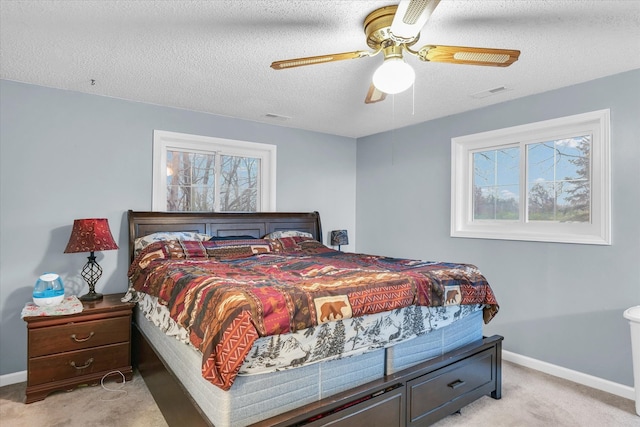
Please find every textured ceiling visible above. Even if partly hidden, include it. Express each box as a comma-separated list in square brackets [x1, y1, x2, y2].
[1, 0, 639, 138]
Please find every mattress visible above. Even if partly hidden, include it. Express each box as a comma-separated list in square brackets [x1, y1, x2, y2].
[135, 302, 484, 426]
[134, 292, 484, 375]
[128, 238, 499, 391]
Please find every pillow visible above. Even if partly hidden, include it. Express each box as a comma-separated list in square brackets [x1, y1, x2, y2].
[134, 231, 209, 255]
[129, 240, 209, 273]
[165, 240, 208, 259]
[206, 239, 272, 255]
[205, 245, 257, 260]
[263, 230, 313, 239]
[267, 236, 317, 252]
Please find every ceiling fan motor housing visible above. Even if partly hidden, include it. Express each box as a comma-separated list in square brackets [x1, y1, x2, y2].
[364, 6, 419, 50]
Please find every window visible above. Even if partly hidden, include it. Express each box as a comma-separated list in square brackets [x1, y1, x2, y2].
[451, 110, 610, 245]
[153, 130, 276, 212]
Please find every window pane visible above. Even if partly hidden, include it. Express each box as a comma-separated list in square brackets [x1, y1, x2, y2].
[527, 142, 555, 182]
[560, 181, 591, 222]
[219, 155, 259, 212]
[473, 147, 519, 220]
[527, 136, 590, 222]
[191, 184, 215, 211]
[527, 181, 555, 220]
[166, 150, 216, 211]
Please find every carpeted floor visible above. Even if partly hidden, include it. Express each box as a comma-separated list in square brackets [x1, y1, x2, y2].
[433, 362, 638, 427]
[0, 370, 167, 427]
[0, 362, 637, 426]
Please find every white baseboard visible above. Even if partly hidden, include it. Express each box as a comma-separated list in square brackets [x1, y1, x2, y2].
[503, 350, 636, 401]
[0, 370, 27, 388]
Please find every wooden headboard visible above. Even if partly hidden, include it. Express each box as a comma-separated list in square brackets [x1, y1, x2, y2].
[127, 210, 322, 262]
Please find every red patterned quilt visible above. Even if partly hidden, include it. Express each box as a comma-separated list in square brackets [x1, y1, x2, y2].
[128, 237, 499, 390]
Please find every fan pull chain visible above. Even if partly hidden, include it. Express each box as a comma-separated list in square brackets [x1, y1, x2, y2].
[391, 94, 396, 165]
[412, 83, 415, 115]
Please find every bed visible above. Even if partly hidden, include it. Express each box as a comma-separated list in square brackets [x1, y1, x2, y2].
[126, 210, 503, 427]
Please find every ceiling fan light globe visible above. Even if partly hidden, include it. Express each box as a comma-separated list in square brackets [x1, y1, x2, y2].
[372, 58, 415, 94]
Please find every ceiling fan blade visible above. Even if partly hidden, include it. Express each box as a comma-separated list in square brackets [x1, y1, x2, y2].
[365, 84, 387, 104]
[417, 45, 520, 67]
[390, 0, 441, 43]
[271, 50, 371, 70]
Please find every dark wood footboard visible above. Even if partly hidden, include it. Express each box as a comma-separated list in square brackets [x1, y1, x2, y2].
[255, 335, 503, 427]
[133, 322, 502, 427]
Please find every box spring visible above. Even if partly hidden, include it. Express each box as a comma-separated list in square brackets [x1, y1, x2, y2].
[386, 309, 483, 375]
[135, 305, 484, 426]
[136, 307, 384, 427]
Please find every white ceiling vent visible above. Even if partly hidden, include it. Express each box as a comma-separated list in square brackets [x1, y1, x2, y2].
[469, 86, 511, 99]
[264, 113, 291, 121]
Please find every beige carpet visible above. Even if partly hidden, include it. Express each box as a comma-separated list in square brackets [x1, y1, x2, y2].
[0, 370, 168, 427]
[432, 362, 638, 427]
[0, 362, 637, 426]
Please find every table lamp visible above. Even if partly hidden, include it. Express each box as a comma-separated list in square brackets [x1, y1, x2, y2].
[64, 218, 118, 301]
[330, 230, 349, 251]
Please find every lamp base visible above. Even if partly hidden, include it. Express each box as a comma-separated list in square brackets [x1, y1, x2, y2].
[79, 253, 104, 302]
[79, 291, 103, 302]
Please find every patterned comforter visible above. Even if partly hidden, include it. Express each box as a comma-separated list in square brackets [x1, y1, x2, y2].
[128, 237, 499, 390]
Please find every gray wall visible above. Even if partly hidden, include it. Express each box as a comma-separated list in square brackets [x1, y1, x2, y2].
[356, 69, 640, 386]
[2, 70, 638, 387]
[0, 80, 357, 375]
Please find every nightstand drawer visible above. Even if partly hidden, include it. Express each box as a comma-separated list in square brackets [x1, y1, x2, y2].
[407, 348, 494, 425]
[29, 316, 130, 357]
[28, 342, 130, 386]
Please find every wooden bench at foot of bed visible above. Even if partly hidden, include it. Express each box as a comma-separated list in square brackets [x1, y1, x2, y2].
[254, 335, 502, 427]
[133, 324, 502, 427]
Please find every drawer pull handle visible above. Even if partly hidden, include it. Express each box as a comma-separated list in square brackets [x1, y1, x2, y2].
[70, 332, 94, 343]
[447, 379, 466, 389]
[69, 358, 94, 370]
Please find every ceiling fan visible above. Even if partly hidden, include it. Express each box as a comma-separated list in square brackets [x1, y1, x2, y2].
[271, 0, 520, 104]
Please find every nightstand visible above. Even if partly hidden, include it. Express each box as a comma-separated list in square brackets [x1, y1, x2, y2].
[23, 293, 135, 403]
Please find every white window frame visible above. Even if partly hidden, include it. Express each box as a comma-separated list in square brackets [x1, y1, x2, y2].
[152, 130, 276, 212]
[451, 109, 610, 245]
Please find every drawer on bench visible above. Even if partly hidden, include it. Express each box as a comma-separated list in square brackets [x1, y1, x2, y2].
[306, 385, 405, 427]
[407, 348, 496, 426]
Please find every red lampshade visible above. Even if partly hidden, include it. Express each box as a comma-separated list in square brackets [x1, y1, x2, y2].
[64, 218, 118, 253]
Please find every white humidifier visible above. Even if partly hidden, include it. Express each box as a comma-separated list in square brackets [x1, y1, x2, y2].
[33, 273, 65, 306]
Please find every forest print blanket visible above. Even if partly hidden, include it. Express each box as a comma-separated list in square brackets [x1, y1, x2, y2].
[128, 237, 499, 390]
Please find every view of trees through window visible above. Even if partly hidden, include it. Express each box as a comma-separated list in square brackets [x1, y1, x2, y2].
[473, 135, 591, 222]
[166, 150, 259, 212]
[473, 147, 520, 220]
